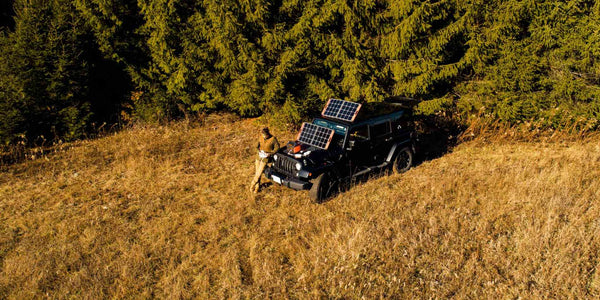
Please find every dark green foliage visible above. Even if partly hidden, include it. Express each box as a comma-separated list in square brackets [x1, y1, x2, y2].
[74, 0, 149, 119]
[0, 0, 131, 145]
[1, 0, 599, 145]
[0, 0, 95, 144]
[129, 0, 480, 121]
[456, 1, 600, 129]
[0, 0, 15, 30]
[131, 0, 598, 129]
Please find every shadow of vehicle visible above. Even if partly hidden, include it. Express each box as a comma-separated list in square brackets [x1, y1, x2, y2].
[412, 113, 466, 166]
[258, 182, 273, 192]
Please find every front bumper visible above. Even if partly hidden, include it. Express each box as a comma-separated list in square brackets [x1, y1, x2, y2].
[264, 168, 312, 191]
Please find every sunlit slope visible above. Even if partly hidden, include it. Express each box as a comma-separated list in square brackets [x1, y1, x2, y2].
[1, 116, 599, 298]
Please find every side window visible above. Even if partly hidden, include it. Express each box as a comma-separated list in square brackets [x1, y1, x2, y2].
[371, 122, 391, 138]
[349, 125, 369, 141]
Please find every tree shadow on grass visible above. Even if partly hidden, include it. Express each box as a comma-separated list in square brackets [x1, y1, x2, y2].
[412, 114, 466, 167]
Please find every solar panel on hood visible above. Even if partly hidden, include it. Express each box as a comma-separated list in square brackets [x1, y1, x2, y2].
[296, 123, 335, 150]
[321, 98, 362, 122]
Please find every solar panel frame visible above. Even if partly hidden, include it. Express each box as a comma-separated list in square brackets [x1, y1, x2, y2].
[296, 123, 335, 150]
[321, 98, 362, 122]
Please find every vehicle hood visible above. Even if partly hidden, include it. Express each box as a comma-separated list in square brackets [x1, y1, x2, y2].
[278, 143, 340, 167]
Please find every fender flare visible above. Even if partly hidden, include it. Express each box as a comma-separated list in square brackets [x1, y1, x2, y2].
[386, 139, 414, 163]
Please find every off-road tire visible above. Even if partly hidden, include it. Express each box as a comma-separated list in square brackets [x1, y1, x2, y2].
[392, 147, 414, 174]
[309, 173, 331, 203]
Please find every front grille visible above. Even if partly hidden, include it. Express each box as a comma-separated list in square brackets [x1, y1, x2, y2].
[274, 155, 297, 176]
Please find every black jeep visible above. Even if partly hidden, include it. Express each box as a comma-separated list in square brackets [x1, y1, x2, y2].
[264, 99, 416, 202]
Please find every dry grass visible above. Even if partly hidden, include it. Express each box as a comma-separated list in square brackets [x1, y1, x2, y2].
[1, 115, 600, 298]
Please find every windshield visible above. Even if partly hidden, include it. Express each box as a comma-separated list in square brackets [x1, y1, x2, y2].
[313, 118, 347, 135]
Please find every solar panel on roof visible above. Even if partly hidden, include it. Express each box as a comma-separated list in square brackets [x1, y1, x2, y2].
[321, 98, 362, 122]
[296, 123, 335, 150]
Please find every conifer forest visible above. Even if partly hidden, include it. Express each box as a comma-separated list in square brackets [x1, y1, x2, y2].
[1, 0, 599, 144]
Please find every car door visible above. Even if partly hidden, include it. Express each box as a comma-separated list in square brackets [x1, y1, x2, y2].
[346, 124, 372, 170]
[369, 121, 393, 163]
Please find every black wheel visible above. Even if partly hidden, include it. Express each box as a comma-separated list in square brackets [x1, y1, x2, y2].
[309, 173, 334, 203]
[392, 147, 413, 174]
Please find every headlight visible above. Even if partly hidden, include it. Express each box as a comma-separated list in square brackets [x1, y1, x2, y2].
[295, 162, 302, 171]
[273, 154, 278, 161]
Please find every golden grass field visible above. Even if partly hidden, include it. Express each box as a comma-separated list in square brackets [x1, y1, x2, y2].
[1, 115, 600, 298]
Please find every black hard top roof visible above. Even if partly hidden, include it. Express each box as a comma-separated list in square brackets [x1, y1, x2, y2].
[319, 101, 415, 126]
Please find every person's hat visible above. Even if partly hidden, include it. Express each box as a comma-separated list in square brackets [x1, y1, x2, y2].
[261, 127, 270, 135]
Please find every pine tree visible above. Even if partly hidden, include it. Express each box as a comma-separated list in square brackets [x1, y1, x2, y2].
[0, 0, 99, 143]
[2, 0, 599, 141]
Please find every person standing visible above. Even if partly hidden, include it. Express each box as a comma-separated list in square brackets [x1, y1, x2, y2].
[250, 127, 279, 193]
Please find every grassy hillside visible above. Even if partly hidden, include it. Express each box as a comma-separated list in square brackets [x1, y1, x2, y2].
[1, 115, 600, 298]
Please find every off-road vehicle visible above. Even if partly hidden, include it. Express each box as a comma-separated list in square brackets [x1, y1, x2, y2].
[264, 99, 416, 202]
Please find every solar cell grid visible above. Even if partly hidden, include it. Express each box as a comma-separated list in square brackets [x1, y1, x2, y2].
[321, 99, 361, 122]
[297, 123, 334, 150]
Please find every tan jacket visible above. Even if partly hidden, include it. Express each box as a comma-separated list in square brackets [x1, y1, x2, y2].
[257, 135, 280, 155]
